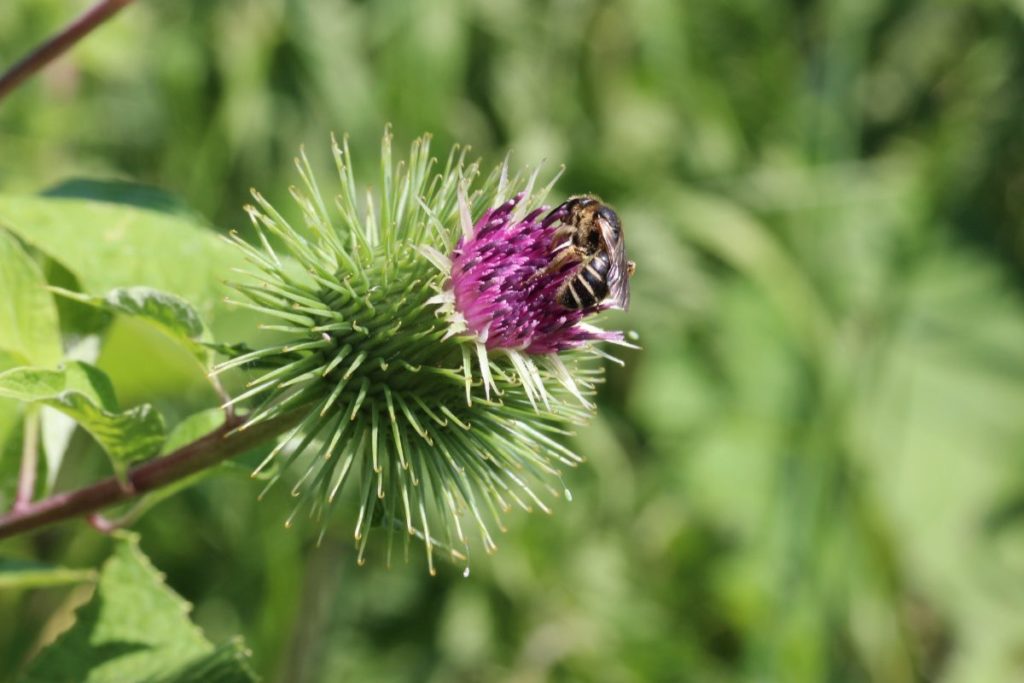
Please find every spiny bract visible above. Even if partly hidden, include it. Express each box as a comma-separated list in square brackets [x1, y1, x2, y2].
[214, 131, 629, 574]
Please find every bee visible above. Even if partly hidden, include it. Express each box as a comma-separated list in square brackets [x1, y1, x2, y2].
[543, 195, 635, 310]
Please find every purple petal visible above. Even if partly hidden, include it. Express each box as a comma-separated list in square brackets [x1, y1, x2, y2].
[448, 194, 620, 354]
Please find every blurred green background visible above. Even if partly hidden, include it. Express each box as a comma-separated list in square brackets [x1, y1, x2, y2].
[3, 0, 1024, 681]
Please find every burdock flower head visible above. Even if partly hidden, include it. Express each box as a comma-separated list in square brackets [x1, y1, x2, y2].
[422, 189, 625, 365]
[215, 131, 632, 574]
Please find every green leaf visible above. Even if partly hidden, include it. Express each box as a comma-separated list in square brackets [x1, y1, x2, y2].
[0, 348, 22, 502]
[0, 195, 247, 336]
[0, 362, 165, 475]
[52, 286, 210, 363]
[40, 405, 78, 492]
[42, 179, 207, 223]
[0, 403, 21, 508]
[154, 638, 259, 683]
[18, 533, 258, 683]
[33, 245, 109, 339]
[0, 559, 96, 590]
[160, 408, 225, 455]
[0, 350, 22, 506]
[0, 230, 62, 367]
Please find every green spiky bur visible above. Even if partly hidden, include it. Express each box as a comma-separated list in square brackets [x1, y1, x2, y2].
[215, 131, 612, 574]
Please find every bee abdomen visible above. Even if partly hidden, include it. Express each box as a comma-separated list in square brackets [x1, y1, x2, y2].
[559, 251, 610, 309]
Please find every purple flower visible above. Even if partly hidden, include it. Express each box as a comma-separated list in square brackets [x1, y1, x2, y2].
[418, 177, 631, 407]
[446, 194, 623, 354]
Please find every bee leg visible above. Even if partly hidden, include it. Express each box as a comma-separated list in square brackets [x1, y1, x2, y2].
[545, 245, 581, 272]
[529, 246, 580, 282]
[627, 260, 636, 277]
[549, 224, 576, 245]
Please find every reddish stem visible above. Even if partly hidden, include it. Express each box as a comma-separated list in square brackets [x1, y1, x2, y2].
[0, 410, 304, 540]
[0, 0, 136, 103]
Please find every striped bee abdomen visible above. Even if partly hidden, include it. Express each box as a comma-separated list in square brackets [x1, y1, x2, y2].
[558, 250, 611, 309]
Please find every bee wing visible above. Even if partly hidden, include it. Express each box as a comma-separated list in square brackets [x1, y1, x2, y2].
[596, 215, 631, 310]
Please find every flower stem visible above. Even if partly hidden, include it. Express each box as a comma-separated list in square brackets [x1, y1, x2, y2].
[0, 0, 135, 103]
[0, 408, 307, 541]
[13, 409, 40, 513]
